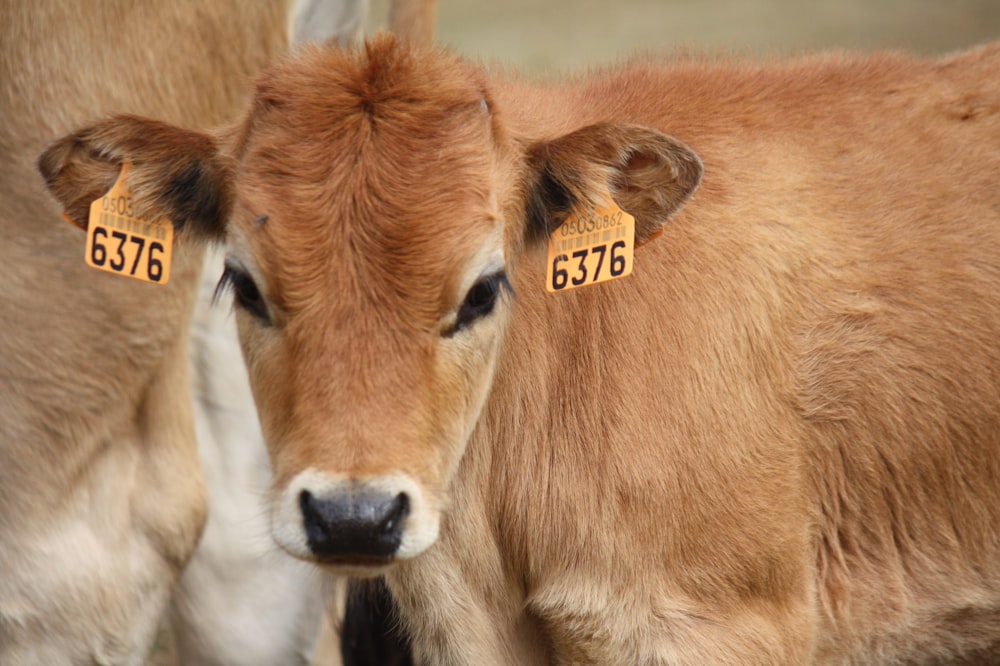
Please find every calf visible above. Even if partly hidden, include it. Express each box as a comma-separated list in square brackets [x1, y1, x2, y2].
[40, 36, 1000, 664]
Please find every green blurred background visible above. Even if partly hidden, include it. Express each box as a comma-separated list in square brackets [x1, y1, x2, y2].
[370, 0, 1000, 71]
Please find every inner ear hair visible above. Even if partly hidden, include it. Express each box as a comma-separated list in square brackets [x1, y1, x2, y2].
[610, 134, 703, 242]
[524, 123, 703, 244]
[38, 114, 232, 241]
[38, 137, 123, 228]
[524, 134, 618, 242]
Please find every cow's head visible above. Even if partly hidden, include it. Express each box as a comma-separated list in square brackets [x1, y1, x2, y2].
[39, 36, 701, 575]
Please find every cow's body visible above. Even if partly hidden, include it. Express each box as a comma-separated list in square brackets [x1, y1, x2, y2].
[40, 38, 1000, 664]
[394, 45, 1000, 664]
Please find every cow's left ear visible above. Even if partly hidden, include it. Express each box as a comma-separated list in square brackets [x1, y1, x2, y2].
[524, 123, 703, 244]
[38, 114, 231, 241]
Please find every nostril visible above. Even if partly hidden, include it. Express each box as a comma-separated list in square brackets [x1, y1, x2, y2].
[299, 489, 315, 517]
[299, 489, 332, 549]
[299, 489, 324, 528]
[381, 492, 410, 533]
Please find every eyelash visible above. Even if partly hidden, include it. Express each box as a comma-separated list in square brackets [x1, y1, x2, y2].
[448, 271, 511, 336]
[215, 263, 270, 323]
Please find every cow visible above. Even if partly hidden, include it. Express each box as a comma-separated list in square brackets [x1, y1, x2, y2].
[38, 35, 1000, 664]
[0, 2, 426, 664]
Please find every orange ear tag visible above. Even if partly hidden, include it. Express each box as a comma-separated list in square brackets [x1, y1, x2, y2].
[84, 163, 174, 285]
[545, 197, 635, 293]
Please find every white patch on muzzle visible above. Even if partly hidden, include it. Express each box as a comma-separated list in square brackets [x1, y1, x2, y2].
[271, 467, 440, 569]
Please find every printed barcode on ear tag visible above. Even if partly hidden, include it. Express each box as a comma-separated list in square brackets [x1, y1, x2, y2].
[85, 163, 173, 285]
[546, 198, 635, 293]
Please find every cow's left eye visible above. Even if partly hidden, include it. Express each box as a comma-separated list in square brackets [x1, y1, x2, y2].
[450, 271, 510, 335]
[215, 260, 271, 324]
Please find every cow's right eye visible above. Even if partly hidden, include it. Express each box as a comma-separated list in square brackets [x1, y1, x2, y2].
[215, 262, 270, 324]
[448, 271, 511, 336]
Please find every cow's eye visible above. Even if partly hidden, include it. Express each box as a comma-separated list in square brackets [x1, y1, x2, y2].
[450, 271, 510, 335]
[215, 262, 270, 324]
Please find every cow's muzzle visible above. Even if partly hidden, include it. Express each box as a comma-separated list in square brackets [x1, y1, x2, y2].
[273, 469, 440, 569]
[299, 488, 410, 562]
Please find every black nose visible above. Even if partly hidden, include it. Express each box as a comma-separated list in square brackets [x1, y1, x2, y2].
[299, 488, 409, 561]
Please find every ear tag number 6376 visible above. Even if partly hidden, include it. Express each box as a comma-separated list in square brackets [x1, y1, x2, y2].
[85, 163, 174, 285]
[546, 198, 635, 293]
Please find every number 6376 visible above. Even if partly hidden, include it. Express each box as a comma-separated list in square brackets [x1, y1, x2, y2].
[550, 240, 627, 291]
[90, 228, 166, 282]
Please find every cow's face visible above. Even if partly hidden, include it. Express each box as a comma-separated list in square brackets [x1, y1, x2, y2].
[38, 37, 701, 575]
[217, 45, 515, 571]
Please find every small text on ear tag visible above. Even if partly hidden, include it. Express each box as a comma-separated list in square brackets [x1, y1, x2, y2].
[546, 198, 635, 293]
[85, 163, 173, 285]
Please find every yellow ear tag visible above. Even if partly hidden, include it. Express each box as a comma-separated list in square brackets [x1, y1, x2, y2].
[85, 163, 173, 285]
[546, 197, 635, 293]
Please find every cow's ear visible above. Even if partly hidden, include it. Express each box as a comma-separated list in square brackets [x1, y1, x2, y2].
[38, 114, 231, 241]
[523, 123, 702, 244]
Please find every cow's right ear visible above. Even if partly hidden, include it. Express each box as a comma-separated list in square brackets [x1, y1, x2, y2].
[522, 123, 702, 245]
[38, 114, 231, 241]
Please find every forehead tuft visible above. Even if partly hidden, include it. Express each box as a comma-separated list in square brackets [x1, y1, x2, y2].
[225, 34, 501, 323]
[234, 34, 492, 160]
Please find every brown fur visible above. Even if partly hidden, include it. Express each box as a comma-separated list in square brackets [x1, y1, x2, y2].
[40, 36, 1000, 664]
[0, 1, 294, 662]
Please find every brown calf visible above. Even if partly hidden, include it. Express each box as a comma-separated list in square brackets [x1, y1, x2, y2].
[41, 36, 1000, 664]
